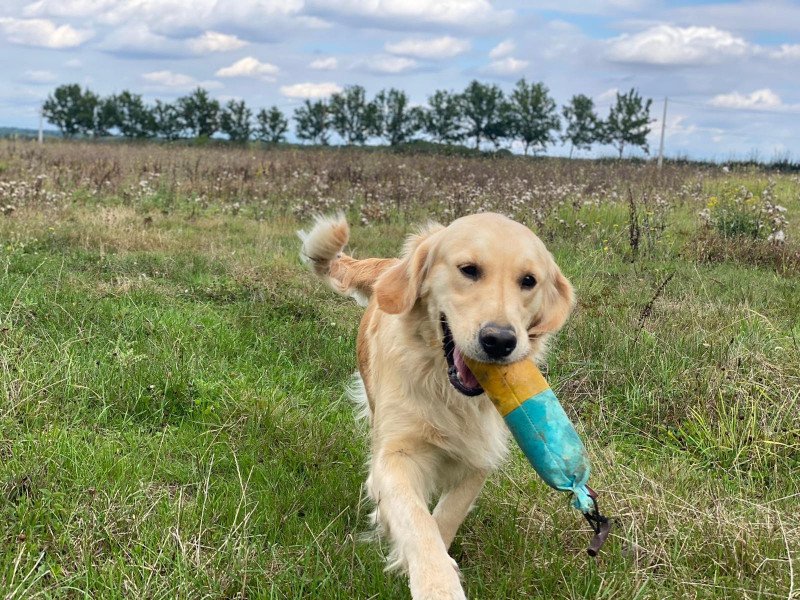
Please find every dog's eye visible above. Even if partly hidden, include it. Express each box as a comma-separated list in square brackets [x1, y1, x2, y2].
[520, 274, 537, 289]
[458, 264, 481, 280]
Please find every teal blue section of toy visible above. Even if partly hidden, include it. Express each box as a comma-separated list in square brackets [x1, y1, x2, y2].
[504, 389, 595, 513]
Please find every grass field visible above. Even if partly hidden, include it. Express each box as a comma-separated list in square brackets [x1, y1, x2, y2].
[1, 140, 798, 599]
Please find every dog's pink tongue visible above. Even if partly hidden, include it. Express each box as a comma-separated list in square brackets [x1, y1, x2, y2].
[453, 346, 481, 390]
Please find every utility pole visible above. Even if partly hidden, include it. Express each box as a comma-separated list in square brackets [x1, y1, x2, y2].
[38, 107, 44, 145]
[657, 97, 667, 169]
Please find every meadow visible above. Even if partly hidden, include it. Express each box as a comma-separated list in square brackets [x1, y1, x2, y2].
[0, 140, 798, 599]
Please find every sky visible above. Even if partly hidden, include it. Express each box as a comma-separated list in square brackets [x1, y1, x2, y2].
[1, 0, 799, 160]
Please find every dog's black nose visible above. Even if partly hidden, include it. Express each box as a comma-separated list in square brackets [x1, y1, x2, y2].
[479, 324, 517, 359]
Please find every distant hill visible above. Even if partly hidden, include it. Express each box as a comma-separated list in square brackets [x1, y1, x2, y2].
[0, 127, 61, 139]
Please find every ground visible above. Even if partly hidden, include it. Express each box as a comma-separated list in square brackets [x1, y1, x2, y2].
[1, 141, 798, 599]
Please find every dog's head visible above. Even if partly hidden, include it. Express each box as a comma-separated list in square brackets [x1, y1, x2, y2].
[374, 213, 574, 396]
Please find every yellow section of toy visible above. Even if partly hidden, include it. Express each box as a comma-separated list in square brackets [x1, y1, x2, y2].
[464, 358, 550, 416]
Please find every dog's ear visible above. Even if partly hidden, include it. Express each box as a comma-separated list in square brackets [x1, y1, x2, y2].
[375, 224, 443, 315]
[528, 264, 574, 336]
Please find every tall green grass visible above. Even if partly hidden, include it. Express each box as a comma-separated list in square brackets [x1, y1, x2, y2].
[1, 142, 798, 598]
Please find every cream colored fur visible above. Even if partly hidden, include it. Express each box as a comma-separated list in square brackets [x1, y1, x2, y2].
[298, 213, 574, 600]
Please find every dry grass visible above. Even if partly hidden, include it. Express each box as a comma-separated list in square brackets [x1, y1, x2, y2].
[1, 139, 798, 599]
[0, 139, 719, 223]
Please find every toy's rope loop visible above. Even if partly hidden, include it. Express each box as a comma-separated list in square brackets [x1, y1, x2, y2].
[582, 495, 607, 534]
[582, 493, 611, 557]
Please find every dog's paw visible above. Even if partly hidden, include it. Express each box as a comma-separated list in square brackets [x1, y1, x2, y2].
[408, 555, 466, 600]
[410, 584, 466, 600]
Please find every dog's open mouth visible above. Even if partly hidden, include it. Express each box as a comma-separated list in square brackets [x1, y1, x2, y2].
[441, 315, 484, 396]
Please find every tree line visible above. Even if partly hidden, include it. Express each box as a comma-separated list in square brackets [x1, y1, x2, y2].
[43, 81, 653, 158]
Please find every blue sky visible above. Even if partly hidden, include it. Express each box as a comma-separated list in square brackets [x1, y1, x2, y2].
[1, 0, 799, 160]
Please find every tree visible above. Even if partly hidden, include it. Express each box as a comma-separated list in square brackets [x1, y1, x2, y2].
[372, 88, 421, 145]
[561, 94, 599, 158]
[220, 99, 252, 142]
[486, 106, 513, 149]
[329, 85, 373, 144]
[92, 95, 117, 138]
[178, 87, 220, 138]
[506, 79, 560, 155]
[294, 99, 330, 145]
[421, 90, 464, 144]
[602, 88, 653, 158]
[111, 91, 156, 138]
[42, 84, 99, 138]
[42, 84, 105, 138]
[460, 80, 506, 149]
[43, 84, 83, 138]
[255, 106, 288, 143]
[152, 100, 184, 140]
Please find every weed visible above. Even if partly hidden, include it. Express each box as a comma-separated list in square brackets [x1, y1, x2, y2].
[0, 139, 798, 599]
[699, 181, 789, 241]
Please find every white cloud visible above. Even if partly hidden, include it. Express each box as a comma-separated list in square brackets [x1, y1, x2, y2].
[188, 31, 247, 54]
[215, 57, 280, 81]
[24, 0, 508, 31]
[606, 25, 752, 65]
[0, 17, 94, 48]
[25, 0, 307, 36]
[24, 0, 117, 18]
[489, 39, 514, 59]
[498, 0, 648, 14]
[296, 15, 333, 29]
[665, 2, 800, 36]
[385, 36, 470, 59]
[107, 26, 242, 59]
[280, 82, 342, 99]
[596, 88, 619, 103]
[142, 71, 197, 87]
[361, 55, 418, 74]
[141, 70, 222, 90]
[310, 56, 338, 70]
[23, 70, 57, 84]
[770, 44, 800, 60]
[100, 23, 177, 56]
[485, 56, 528, 75]
[652, 114, 704, 139]
[305, 0, 512, 29]
[708, 89, 790, 111]
[148, 1, 301, 29]
[664, 115, 697, 136]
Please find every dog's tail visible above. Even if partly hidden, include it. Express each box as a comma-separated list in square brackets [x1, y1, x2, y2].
[298, 213, 350, 277]
[298, 214, 398, 307]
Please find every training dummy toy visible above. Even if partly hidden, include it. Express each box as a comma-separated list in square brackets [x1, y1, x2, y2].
[464, 357, 611, 556]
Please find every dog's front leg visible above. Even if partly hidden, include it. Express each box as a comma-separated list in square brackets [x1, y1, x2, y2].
[372, 445, 466, 600]
[433, 468, 487, 549]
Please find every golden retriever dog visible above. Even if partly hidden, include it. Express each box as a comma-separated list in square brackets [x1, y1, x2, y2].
[299, 212, 574, 599]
